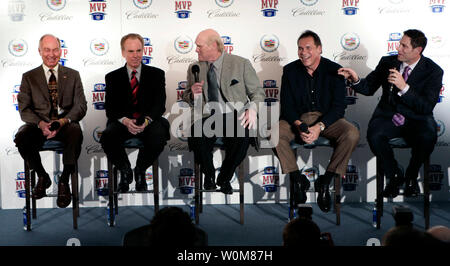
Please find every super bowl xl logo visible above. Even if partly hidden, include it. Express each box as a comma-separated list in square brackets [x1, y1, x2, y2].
[12, 84, 20, 111]
[92, 83, 106, 110]
[430, 0, 445, 13]
[179, 168, 195, 194]
[260, 34, 279, 53]
[142, 37, 153, 65]
[261, 166, 279, 192]
[264, 80, 279, 105]
[174, 35, 193, 54]
[436, 119, 445, 137]
[261, 0, 278, 17]
[342, 0, 359, 15]
[340, 32, 360, 51]
[16, 172, 26, 198]
[438, 85, 445, 103]
[95, 170, 108, 196]
[89, 0, 107, 21]
[429, 164, 444, 191]
[343, 164, 358, 191]
[176, 81, 187, 102]
[222, 36, 234, 54]
[59, 39, 68, 66]
[8, 0, 25, 21]
[387, 32, 401, 55]
[175, 1, 192, 18]
[216, 0, 233, 7]
[301, 166, 319, 182]
[47, 0, 66, 11]
[90, 38, 109, 56]
[8, 39, 28, 57]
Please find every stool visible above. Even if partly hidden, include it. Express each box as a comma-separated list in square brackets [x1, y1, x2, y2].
[375, 137, 430, 229]
[24, 140, 79, 231]
[193, 138, 245, 225]
[106, 138, 159, 227]
[290, 137, 341, 225]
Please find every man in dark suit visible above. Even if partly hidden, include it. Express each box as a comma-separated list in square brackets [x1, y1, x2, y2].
[14, 34, 87, 208]
[101, 33, 169, 193]
[273, 30, 359, 212]
[182, 29, 265, 194]
[338, 29, 444, 198]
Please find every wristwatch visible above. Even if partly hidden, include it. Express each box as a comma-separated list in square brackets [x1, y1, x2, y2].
[318, 122, 325, 132]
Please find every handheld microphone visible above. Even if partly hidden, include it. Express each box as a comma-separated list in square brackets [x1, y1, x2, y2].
[191, 65, 200, 83]
[389, 64, 399, 91]
[49, 121, 60, 131]
[135, 115, 146, 126]
[298, 123, 310, 134]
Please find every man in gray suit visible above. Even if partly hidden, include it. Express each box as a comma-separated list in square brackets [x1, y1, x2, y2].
[182, 29, 264, 194]
[14, 34, 87, 208]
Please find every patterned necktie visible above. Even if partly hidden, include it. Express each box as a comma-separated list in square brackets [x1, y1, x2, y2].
[207, 63, 219, 102]
[130, 70, 140, 118]
[402, 66, 411, 82]
[48, 69, 58, 120]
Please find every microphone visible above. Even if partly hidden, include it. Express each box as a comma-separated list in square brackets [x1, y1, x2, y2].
[191, 64, 200, 83]
[389, 64, 399, 91]
[135, 115, 146, 126]
[49, 121, 60, 131]
[298, 123, 310, 134]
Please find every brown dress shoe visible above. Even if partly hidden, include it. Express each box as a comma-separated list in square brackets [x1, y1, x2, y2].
[57, 182, 72, 208]
[32, 173, 52, 199]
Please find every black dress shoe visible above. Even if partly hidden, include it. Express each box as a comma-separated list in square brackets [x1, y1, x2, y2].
[403, 179, 420, 197]
[218, 182, 233, 195]
[117, 167, 133, 193]
[32, 172, 52, 199]
[291, 174, 310, 205]
[382, 169, 404, 198]
[134, 168, 147, 192]
[56, 182, 72, 208]
[203, 176, 217, 191]
[315, 175, 332, 213]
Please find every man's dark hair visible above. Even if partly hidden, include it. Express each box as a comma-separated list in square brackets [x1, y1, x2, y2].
[403, 29, 427, 54]
[297, 30, 322, 47]
[283, 218, 322, 246]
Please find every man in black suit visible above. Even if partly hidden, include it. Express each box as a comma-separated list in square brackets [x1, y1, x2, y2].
[101, 33, 170, 192]
[14, 34, 87, 208]
[338, 29, 444, 198]
[273, 30, 359, 212]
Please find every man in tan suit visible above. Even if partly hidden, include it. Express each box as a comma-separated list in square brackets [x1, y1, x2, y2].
[14, 34, 87, 208]
[182, 29, 265, 194]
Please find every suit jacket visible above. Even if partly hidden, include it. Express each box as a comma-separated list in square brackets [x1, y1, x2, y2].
[353, 55, 444, 121]
[18, 64, 87, 124]
[182, 53, 265, 121]
[280, 57, 347, 127]
[104, 63, 170, 133]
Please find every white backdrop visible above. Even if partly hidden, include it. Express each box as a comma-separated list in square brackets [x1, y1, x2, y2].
[1, 0, 449, 210]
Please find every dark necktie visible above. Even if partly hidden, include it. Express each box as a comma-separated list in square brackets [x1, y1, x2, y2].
[392, 66, 411, 127]
[402, 66, 411, 82]
[207, 63, 219, 102]
[130, 70, 140, 118]
[48, 69, 58, 120]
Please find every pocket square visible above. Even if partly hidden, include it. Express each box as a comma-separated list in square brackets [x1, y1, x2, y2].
[230, 79, 239, 86]
[392, 113, 405, 126]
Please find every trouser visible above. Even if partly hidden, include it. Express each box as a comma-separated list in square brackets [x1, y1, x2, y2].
[14, 122, 83, 172]
[100, 119, 169, 171]
[188, 112, 250, 184]
[367, 116, 437, 179]
[273, 112, 360, 176]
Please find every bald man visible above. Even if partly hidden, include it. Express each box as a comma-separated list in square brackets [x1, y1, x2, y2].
[182, 29, 264, 194]
[14, 34, 87, 208]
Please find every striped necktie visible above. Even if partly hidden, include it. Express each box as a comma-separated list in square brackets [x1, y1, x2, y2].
[48, 69, 58, 120]
[130, 70, 140, 118]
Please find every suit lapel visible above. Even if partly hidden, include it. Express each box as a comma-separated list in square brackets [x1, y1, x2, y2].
[36, 66, 51, 102]
[405, 56, 424, 87]
[199, 61, 209, 100]
[57, 65, 67, 103]
[220, 53, 232, 92]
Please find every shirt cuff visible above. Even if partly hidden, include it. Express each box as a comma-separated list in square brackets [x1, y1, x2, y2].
[118, 117, 126, 124]
[398, 84, 410, 96]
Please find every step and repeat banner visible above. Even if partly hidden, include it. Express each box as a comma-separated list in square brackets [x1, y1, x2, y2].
[1, 0, 449, 209]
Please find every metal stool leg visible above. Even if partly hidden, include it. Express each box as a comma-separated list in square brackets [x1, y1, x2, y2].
[423, 157, 430, 229]
[239, 162, 244, 225]
[194, 161, 200, 224]
[334, 174, 341, 225]
[24, 161, 32, 231]
[71, 168, 78, 229]
[31, 170, 37, 219]
[107, 160, 115, 227]
[153, 160, 159, 214]
[376, 158, 384, 229]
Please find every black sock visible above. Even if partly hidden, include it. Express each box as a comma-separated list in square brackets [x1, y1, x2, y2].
[289, 170, 301, 182]
[60, 164, 75, 183]
[323, 171, 337, 185]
